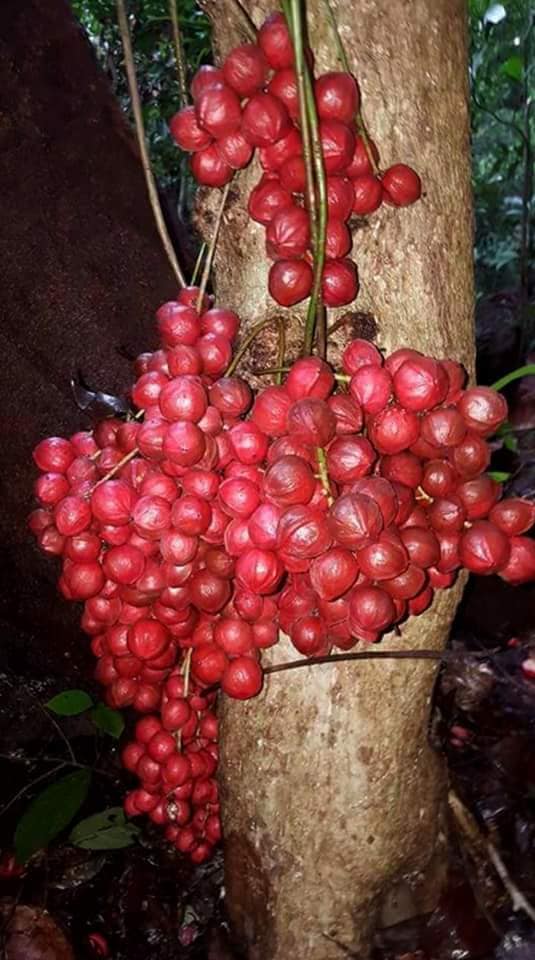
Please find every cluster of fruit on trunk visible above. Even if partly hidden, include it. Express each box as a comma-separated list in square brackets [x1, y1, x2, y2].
[28, 8, 534, 862]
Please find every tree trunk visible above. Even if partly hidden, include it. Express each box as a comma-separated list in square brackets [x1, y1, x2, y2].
[0, 0, 177, 683]
[197, 1, 474, 957]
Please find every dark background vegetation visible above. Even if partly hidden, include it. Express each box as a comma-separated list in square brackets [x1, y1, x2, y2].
[0, 1, 533, 958]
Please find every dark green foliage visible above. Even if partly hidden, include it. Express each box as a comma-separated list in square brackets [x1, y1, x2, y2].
[470, 0, 534, 297]
[71, 0, 211, 185]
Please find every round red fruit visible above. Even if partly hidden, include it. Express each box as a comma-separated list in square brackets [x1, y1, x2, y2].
[223, 43, 268, 98]
[222, 657, 263, 700]
[382, 164, 422, 206]
[322, 258, 359, 307]
[269, 259, 313, 306]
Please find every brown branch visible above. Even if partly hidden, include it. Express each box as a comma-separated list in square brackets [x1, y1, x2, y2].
[168, 0, 188, 107]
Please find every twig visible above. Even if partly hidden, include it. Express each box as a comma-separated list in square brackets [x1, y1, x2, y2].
[116, 0, 186, 289]
[94, 446, 139, 487]
[191, 241, 207, 286]
[471, 88, 527, 144]
[0, 763, 66, 819]
[315, 447, 334, 505]
[276, 318, 286, 385]
[197, 181, 232, 312]
[38, 703, 76, 765]
[487, 843, 535, 923]
[224, 317, 278, 376]
[263, 648, 495, 677]
[449, 790, 535, 925]
[167, 0, 188, 107]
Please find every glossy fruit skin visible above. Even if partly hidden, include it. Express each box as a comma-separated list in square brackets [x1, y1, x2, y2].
[459, 521, 510, 575]
[248, 179, 292, 226]
[242, 93, 291, 147]
[315, 72, 360, 124]
[223, 44, 268, 98]
[322, 258, 359, 307]
[319, 119, 356, 174]
[191, 145, 233, 187]
[169, 106, 212, 152]
[216, 132, 254, 170]
[352, 175, 383, 215]
[266, 205, 311, 259]
[268, 68, 298, 119]
[196, 84, 242, 139]
[258, 12, 294, 70]
[382, 164, 422, 206]
[269, 259, 313, 306]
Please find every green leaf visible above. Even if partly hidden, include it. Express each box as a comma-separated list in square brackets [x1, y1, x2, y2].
[503, 433, 519, 453]
[45, 690, 94, 716]
[69, 807, 141, 850]
[501, 55, 523, 81]
[15, 770, 91, 864]
[488, 471, 511, 482]
[91, 703, 125, 740]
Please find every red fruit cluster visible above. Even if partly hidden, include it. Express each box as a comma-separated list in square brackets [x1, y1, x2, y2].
[122, 672, 220, 862]
[244, 346, 535, 652]
[29, 317, 535, 860]
[169, 11, 421, 309]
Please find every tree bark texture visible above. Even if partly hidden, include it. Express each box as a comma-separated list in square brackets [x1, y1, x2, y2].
[197, 1, 475, 957]
[0, 0, 177, 683]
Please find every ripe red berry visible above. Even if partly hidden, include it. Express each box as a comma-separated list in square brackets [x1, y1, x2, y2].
[242, 93, 291, 147]
[325, 217, 352, 259]
[128, 620, 170, 660]
[326, 176, 355, 221]
[346, 136, 380, 178]
[309, 548, 359, 601]
[352, 175, 383, 215]
[349, 584, 395, 635]
[393, 356, 448, 412]
[458, 387, 508, 437]
[460, 521, 510, 575]
[382, 164, 422, 207]
[268, 68, 298, 119]
[266, 205, 311, 259]
[248, 178, 293, 225]
[191, 145, 233, 187]
[349, 364, 392, 414]
[260, 127, 302, 172]
[216, 131, 253, 170]
[328, 492, 383, 549]
[191, 65, 225, 100]
[315, 72, 360, 124]
[258, 12, 294, 70]
[279, 155, 306, 193]
[223, 43, 268, 98]
[499, 536, 535, 585]
[489, 498, 535, 536]
[368, 405, 420, 455]
[169, 106, 212, 152]
[235, 547, 283, 594]
[269, 259, 313, 306]
[192, 643, 229, 685]
[322, 258, 359, 307]
[327, 436, 376, 483]
[196, 84, 242, 139]
[222, 656, 263, 699]
[263, 455, 316, 506]
[317, 120, 354, 177]
[33, 437, 75, 473]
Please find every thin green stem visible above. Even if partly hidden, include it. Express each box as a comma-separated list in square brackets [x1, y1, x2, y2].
[285, 0, 317, 248]
[225, 317, 276, 376]
[196, 181, 232, 312]
[167, 0, 188, 107]
[319, 0, 379, 176]
[303, 64, 328, 356]
[491, 364, 535, 392]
